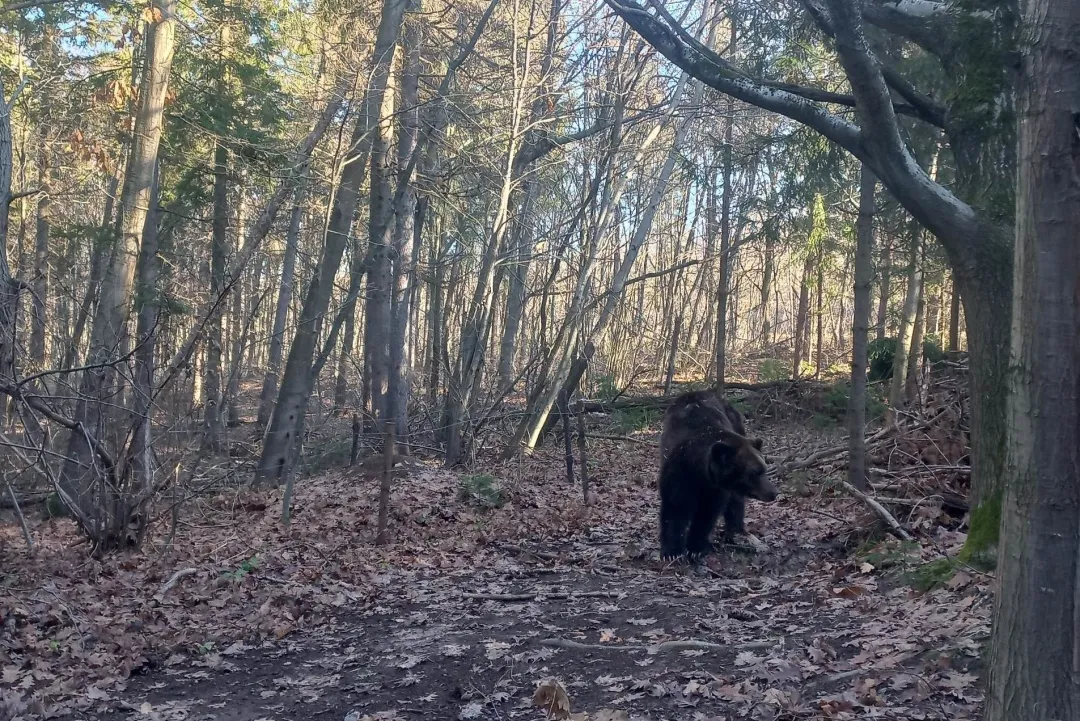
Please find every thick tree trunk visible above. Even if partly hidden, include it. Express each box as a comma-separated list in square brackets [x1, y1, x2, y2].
[0, 80, 24, 428]
[61, 0, 177, 545]
[255, 0, 406, 486]
[887, 231, 921, 425]
[848, 166, 875, 490]
[986, 2, 1080, 714]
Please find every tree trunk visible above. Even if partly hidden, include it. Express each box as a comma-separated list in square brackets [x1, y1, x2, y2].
[792, 254, 813, 378]
[814, 244, 824, 377]
[948, 275, 961, 351]
[257, 166, 308, 426]
[255, 0, 407, 486]
[60, 0, 177, 545]
[364, 39, 398, 425]
[204, 140, 229, 449]
[63, 171, 120, 370]
[714, 59, 734, 388]
[905, 264, 926, 406]
[760, 225, 775, 346]
[986, 1, 1080, 713]
[848, 166, 875, 491]
[0, 81, 25, 428]
[496, 176, 539, 389]
[130, 160, 162, 498]
[427, 230, 446, 404]
[333, 300, 355, 412]
[875, 235, 891, 339]
[887, 230, 921, 425]
[663, 315, 681, 395]
[387, 10, 421, 441]
[30, 147, 50, 369]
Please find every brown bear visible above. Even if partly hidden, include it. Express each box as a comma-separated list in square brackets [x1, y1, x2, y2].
[658, 390, 778, 559]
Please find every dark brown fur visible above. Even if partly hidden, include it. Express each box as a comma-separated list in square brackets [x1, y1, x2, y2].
[658, 390, 777, 559]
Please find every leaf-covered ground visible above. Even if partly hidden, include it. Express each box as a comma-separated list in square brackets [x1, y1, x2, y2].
[1, 419, 989, 721]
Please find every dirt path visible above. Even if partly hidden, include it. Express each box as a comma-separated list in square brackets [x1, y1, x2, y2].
[81, 498, 988, 721]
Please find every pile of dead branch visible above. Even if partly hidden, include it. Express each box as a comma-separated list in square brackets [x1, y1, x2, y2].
[772, 357, 971, 524]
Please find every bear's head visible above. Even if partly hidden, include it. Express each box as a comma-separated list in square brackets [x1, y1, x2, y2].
[709, 430, 778, 502]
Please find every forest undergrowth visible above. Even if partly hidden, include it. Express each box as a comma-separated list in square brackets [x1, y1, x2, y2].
[1, 387, 988, 721]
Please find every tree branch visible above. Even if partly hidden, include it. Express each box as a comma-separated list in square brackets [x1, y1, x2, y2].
[604, 0, 864, 157]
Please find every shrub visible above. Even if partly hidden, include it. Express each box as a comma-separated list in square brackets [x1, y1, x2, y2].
[458, 474, 505, 510]
[758, 358, 788, 382]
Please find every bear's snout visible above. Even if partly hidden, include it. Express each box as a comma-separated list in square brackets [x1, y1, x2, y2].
[752, 477, 779, 502]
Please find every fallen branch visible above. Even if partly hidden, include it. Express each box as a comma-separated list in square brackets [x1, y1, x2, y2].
[586, 432, 658, 445]
[157, 568, 198, 596]
[840, 481, 914, 541]
[463, 590, 622, 602]
[539, 637, 776, 653]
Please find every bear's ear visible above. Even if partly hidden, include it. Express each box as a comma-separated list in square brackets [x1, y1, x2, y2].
[710, 440, 737, 464]
[750, 437, 763, 451]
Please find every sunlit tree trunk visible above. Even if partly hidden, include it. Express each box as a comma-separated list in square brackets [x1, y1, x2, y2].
[61, 0, 177, 545]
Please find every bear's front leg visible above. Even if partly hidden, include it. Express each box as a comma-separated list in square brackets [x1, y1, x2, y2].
[685, 495, 722, 559]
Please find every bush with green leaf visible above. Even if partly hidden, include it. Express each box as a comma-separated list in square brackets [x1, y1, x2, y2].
[758, 358, 788, 382]
[458, 474, 506, 510]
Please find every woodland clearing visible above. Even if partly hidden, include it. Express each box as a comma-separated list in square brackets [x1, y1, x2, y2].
[1, 384, 986, 721]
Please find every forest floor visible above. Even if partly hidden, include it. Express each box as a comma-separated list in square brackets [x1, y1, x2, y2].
[1, 411, 989, 721]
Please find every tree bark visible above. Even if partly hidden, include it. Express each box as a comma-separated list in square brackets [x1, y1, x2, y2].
[814, 243, 824, 377]
[986, 0, 1080, 714]
[848, 165, 875, 491]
